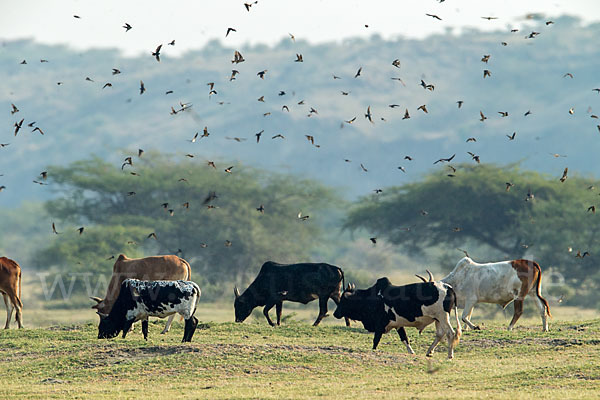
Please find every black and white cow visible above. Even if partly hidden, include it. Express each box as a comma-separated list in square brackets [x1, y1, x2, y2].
[97, 279, 201, 342]
[333, 278, 462, 359]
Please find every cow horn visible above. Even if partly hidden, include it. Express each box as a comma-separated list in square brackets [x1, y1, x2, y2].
[346, 283, 352, 291]
[96, 311, 108, 318]
[415, 274, 427, 283]
[426, 269, 434, 282]
[234, 286, 240, 299]
[90, 296, 103, 304]
[351, 283, 356, 290]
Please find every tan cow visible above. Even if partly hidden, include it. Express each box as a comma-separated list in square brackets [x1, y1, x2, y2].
[90, 254, 191, 334]
[0, 257, 23, 329]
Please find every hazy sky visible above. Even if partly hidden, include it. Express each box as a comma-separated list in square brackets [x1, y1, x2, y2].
[1, 0, 599, 57]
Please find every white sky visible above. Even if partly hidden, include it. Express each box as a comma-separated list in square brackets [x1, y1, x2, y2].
[1, 0, 599, 57]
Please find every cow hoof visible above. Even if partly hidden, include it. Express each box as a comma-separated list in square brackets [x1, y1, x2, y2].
[474, 326, 482, 331]
[426, 353, 433, 358]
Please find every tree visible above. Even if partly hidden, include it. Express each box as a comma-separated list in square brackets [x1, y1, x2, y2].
[345, 164, 600, 306]
[36, 154, 341, 288]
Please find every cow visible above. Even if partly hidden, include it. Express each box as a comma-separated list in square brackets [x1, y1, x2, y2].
[90, 254, 191, 334]
[440, 257, 551, 331]
[0, 257, 23, 329]
[333, 278, 461, 359]
[97, 279, 201, 342]
[234, 261, 349, 327]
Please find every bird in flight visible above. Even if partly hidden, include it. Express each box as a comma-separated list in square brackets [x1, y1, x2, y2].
[151, 44, 162, 62]
[232, 50, 245, 64]
[365, 106, 373, 123]
[123, 23, 132, 32]
[559, 167, 568, 182]
[14, 119, 24, 136]
[244, 1, 257, 11]
[507, 132, 516, 140]
[226, 27, 237, 37]
[140, 81, 145, 95]
[354, 67, 362, 78]
[434, 154, 455, 164]
[426, 14, 442, 21]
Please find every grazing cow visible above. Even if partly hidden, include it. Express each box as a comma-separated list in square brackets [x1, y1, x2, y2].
[0, 257, 23, 329]
[441, 257, 551, 331]
[333, 278, 461, 359]
[97, 279, 200, 342]
[90, 254, 191, 334]
[234, 261, 349, 326]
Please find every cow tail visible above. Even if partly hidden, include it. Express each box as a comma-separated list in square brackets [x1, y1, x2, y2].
[17, 268, 23, 309]
[340, 268, 345, 292]
[534, 263, 551, 318]
[180, 258, 192, 281]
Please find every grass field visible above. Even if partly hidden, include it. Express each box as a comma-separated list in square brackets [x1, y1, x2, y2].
[1, 308, 599, 399]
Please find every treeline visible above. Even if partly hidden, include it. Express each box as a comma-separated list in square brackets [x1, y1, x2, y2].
[2, 155, 599, 307]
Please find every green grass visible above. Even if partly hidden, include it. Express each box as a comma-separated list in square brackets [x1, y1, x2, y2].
[1, 317, 599, 399]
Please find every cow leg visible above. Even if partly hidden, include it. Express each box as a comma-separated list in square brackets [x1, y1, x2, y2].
[533, 296, 549, 332]
[276, 302, 283, 326]
[372, 330, 384, 350]
[183, 316, 198, 342]
[508, 299, 524, 331]
[396, 327, 415, 354]
[441, 315, 457, 360]
[461, 298, 480, 330]
[13, 296, 23, 329]
[263, 303, 276, 326]
[426, 321, 444, 357]
[141, 319, 149, 340]
[161, 315, 175, 334]
[122, 319, 134, 338]
[313, 297, 329, 327]
[3, 293, 12, 329]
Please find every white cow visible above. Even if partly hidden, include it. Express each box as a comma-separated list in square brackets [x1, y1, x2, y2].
[440, 257, 551, 331]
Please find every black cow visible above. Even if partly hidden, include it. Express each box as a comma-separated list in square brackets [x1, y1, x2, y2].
[97, 279, 201, 342]
[234, 261, 349, 326]
[333, 278, 462, 359]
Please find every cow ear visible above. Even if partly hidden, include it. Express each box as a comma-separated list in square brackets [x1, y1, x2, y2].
[234, 286, 241, 299]
[278, 291, 288, 297]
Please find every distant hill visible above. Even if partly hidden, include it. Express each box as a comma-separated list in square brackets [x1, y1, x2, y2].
[1, 16, 599, 207]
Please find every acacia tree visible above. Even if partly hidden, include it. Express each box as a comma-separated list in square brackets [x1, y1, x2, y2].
[345, 164, 600, 305]
[36, 154, 341, 286]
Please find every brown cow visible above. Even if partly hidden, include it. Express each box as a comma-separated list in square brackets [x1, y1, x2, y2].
[90, 254, 191, 333]
[0, 257, 23, 329]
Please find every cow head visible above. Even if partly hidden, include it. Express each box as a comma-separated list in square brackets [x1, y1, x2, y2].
[97, 314, 120, 339]
[333, 283, 358, 320]
[90, 296, 111, 314]
[233, 286, 254, 323]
